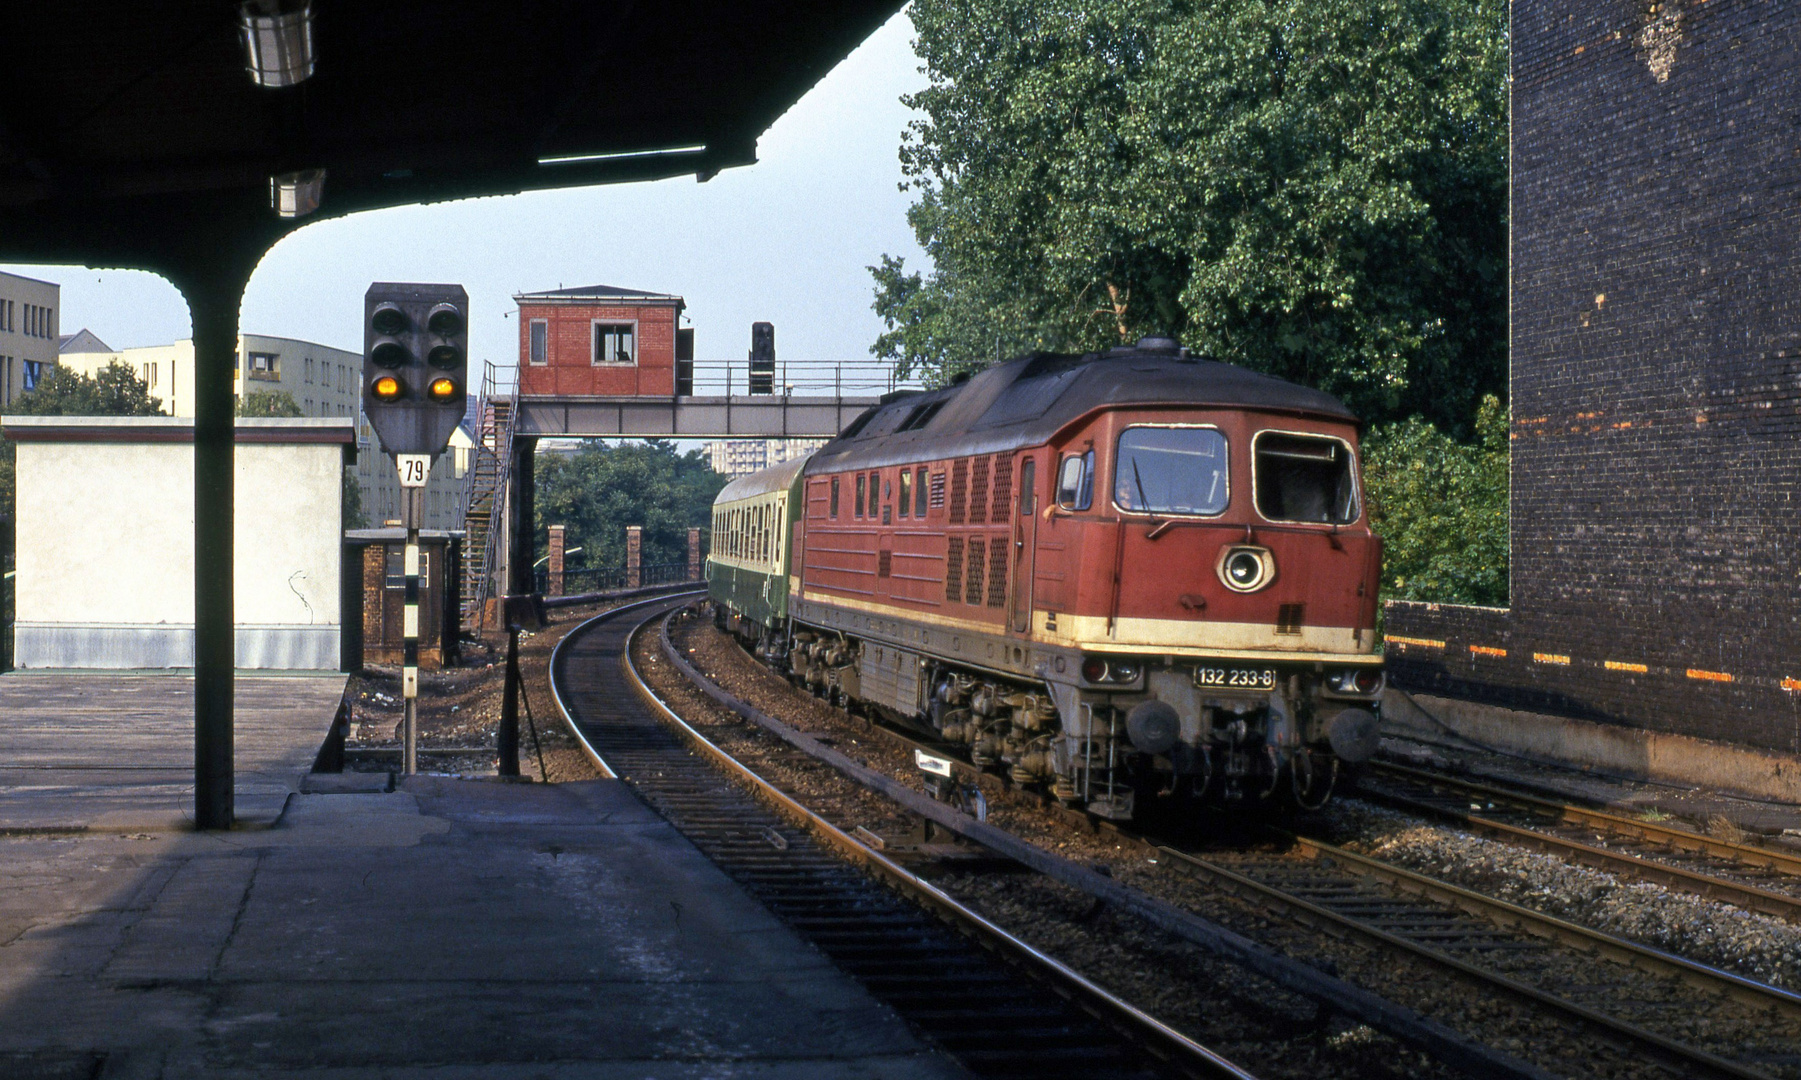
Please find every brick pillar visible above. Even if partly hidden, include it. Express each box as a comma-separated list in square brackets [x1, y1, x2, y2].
[547, 524, 566, 597]
[687, 527, 701, 582]
[627, 525, 642, 589]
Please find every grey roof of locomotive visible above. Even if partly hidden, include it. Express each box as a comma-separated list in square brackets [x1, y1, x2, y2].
[803, 341, 1360, 476]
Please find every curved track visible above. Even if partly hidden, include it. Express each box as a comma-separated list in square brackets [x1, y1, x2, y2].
[658, 607, 1801, 1080]
[549, 597, 1252, 1080]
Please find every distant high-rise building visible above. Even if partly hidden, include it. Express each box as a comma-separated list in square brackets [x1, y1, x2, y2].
[702, 437, 828, 480]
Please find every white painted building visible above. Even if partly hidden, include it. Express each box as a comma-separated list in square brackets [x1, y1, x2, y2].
[2, 416, 353, 669]
[58, 333, 472, 532]
[0, 271, 59, 409]
[702, 437, 827, 480]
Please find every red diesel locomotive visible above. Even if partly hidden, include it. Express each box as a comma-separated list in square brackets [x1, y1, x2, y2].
[718, 336, 1384, 818]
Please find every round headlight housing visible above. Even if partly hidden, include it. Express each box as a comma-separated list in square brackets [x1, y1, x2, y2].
[1216, 545, 1274, 593]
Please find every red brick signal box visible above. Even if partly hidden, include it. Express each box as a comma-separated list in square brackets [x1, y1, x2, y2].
[515, 284, 690, 397]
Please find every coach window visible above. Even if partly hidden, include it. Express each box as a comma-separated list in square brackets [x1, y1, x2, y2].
[1114, 427, 1228, 516]
[1056, 450, 1094, 511]
[1253, 431, 1358, 524]
[898, 471, 912, 517]
[914, 467, 928, 517]
[830, 477, 840, 518]
[855, 474, 866, 517]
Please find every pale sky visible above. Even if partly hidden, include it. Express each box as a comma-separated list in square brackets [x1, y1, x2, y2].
[2, 11, 928, 392]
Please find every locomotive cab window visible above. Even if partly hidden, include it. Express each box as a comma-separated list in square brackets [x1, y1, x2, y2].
[1056, 450, 1094, 510]
[1254, 432, 1359, 524]
[1114, 427, 1227, 516]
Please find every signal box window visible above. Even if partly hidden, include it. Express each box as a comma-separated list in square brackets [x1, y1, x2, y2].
[1115, 427, 1228, 516]
[1255, 432, 1359, 524]
[1056, 450, 1094, 510]
[529, 321, 549, 365]
[593, 322, 635, 365]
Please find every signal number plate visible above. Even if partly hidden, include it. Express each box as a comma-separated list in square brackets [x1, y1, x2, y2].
[1195, 667, 1276, 691]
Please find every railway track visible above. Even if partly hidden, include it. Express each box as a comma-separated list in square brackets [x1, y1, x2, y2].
[1358, 761, 1801, 923]
[548, 595, 1253, 1080]
[652, 604, 1801, 1080]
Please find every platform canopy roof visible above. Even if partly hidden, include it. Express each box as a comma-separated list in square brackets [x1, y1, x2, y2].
[0, 1, 905, 286]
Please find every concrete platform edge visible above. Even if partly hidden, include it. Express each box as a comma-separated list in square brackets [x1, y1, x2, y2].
[1383, 687, 1801, 805]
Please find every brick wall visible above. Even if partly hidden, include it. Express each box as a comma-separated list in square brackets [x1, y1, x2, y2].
[1387, 0, 1801, 755]
[517, 301, 678, 396]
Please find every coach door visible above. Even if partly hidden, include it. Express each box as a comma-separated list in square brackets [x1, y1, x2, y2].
[1008, 455, 1038, 633]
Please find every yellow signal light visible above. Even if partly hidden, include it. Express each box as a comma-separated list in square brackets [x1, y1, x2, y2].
[372, 375, 402, 400]
[427, 377, 459, 401]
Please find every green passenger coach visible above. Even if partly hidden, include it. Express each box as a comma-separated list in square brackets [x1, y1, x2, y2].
[707, 454, 809, 652]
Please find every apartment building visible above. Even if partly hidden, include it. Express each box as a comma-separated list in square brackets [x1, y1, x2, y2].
[58, 332, 472, 531]
[701, 437, 827, 480]
[0, 271, 60, 409]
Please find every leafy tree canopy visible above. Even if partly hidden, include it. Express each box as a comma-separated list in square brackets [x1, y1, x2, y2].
[875, 0, 1508, 435]
[237, 389, 304, 417]
[534, 440, 727, 570]
[1362, 393, 1509, 607]
[5, 361, 165, 418]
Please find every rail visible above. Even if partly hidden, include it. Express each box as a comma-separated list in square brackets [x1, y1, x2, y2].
[1362, 761, 1801, 923]
[547, 597, 1255, 1080]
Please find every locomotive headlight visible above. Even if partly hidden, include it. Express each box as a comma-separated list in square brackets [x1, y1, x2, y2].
[1329, 669, 1385, 696]
[1216, 545, 1274, 593]
[1081, 656, 1140, 684]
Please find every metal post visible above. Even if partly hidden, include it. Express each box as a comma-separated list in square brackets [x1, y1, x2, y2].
[506, 438, 538, 597]
[498, 625, 520, 777]
[402, 485, 422, 776]
[189, 281, 240, 830]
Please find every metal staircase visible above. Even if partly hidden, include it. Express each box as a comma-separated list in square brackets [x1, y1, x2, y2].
[460, 361, 516, 628]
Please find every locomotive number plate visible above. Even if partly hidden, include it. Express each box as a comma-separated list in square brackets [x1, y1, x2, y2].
[1194, 667, 1277, 691]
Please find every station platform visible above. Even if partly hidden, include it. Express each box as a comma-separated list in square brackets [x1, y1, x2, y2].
[0, 681, 963, 1079]
[0, 672, 346, 832]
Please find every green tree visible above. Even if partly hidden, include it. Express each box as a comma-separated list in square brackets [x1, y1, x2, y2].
[1362, 394, 1509, 607]
[236, 389, 304, 417]
[877, 0, 1508, 436]
[6, 361, 165, 418]
[534, 440, 727, 571]
[2, 362, 166, 520]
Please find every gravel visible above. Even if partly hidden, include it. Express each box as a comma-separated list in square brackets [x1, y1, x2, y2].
[1331, 798, 1801, 991]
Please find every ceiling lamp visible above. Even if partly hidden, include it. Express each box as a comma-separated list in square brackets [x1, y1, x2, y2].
[239, 0, 316, 87]
[271, 169, 325, 218]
